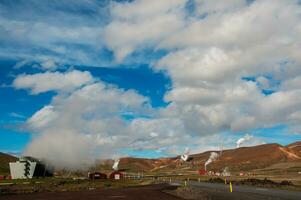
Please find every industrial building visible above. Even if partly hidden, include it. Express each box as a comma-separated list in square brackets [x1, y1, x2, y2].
[9, 157, 52, 179]
[109, 171, 124, 180]
[88, 172, 107, 180]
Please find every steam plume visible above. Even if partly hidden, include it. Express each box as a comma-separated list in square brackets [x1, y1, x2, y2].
[204, 152, 219, 171]
[180, 147, 190, 162]
[222, 167, 231, 177]
[112, 158, 120, 171]
[236, 134, 253, 148]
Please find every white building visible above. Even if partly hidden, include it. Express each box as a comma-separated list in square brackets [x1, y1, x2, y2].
[9, 157, 51, 179]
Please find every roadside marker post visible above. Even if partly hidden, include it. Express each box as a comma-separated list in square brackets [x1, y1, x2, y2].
[198, 178, 200, 182]
[230, 182, 233, 193]
[184, 180, 187, 187]
[224, 178, 227, 184]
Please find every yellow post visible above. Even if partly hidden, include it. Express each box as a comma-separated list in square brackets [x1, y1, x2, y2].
[224, 178, 227, 184]
[229, 182, 233, 193]
[184, 180, 187, 187]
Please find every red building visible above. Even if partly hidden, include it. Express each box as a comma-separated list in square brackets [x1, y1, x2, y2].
[88, 172, 107, 180]
[109, 171, 124, 180]
[198, 169, 207, 175]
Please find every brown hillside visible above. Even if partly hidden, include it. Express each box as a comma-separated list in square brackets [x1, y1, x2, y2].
[206, 143, 301, 171]
[0, 152, 17, 175]
[286, 142, 301, 157]
[95, 142, 301, 175]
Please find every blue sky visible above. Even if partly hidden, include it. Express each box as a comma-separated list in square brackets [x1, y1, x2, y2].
[1, 0, 301, 166]
[0, 58, 170, 153]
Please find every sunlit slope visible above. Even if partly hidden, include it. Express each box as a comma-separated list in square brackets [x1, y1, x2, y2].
[95, 142, 301, 175]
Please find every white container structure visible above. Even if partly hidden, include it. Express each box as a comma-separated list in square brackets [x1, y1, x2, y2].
[9, 157, 51, 179]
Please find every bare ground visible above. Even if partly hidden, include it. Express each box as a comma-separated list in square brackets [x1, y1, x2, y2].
[0, 184, 180, 200]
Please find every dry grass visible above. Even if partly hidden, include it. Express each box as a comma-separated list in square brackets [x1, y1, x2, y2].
[0, 178, 155, 195]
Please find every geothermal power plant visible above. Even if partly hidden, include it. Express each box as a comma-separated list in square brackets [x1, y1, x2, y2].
[1, 141, 301, 200]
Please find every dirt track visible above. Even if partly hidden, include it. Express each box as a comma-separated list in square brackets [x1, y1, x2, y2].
[0, 184, 180, 200]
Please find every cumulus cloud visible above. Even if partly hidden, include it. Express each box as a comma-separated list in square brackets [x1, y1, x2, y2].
[27, 106, 57, 130]
[13, 70, 94, 94]
[40, 59, 57, 70]
[104, 0, 187, 61]
[281, 76, 301, 91]
[157, 0, 301, 134]
[20, 71, 152, 169]
[156, 47, 240, 84]
[19, 70, 239, 170]
[195, 0, 247, 15]
[103, 0, 301, 137]
[0, 0, 107, 67]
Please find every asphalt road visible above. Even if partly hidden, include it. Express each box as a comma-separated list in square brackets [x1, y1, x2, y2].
[171, 180, 301, 200]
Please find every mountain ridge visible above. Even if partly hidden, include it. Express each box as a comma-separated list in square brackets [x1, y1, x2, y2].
[94, 142, 301, 174]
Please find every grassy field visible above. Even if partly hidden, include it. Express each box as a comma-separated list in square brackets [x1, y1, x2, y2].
[1, 174, 301, 196]
[0, 178, 155, 195]
[154, 174, 301, 192]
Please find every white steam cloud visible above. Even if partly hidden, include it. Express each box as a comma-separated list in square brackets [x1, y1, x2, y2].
[180, 147, 190, 161]
[236, 134, 254, 148]
[20, 70, 150, 171]
[112, 158, 120, 171]
[205, 152, 219, 171]
[24, 131, 96, 171]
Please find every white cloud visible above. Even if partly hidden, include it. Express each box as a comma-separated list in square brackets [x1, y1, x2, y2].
[151, 0, 301, 135]
[281, 76, 301, 91]
[13, 70, 94, 94]
[40, 59, 57, 70]
[256, 76, 270, 90]
[195, 0, 247, 15]
[9, 112, 26, 119]
[156, 47, 239, 85]
[21, 72, 151, 169]
[104, 0, 187, 61]
[0, 0, 107, 67]
[27, 106, 57, 130]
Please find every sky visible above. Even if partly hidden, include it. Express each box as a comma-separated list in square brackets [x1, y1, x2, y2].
[1, 0, 301, 170]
